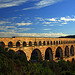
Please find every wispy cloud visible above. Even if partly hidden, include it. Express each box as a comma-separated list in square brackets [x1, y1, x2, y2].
[16, 22, 32, 26]
[35, 16, 75, 26]
[0, 0, 62, 9]
[0, 32, 67, 37]
[43, 22, 51, 24]
[49, 25, 54, 26]
[0, 0, 29, 8]
[0, 26, 34, 33]
[44, 29, 51, 30]
[23, 0, 62, 10]
[61, 22, 67, 24]
[46, 18, 57, 21]
[0, 21, 11, 24]
[60, 17, 75, 22]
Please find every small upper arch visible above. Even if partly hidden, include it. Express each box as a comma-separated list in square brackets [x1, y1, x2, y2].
[16, 41, 20, 47]
[29, 41, 32, 46]
[0, 41, 5, 47]
[34, 41, 37, 46]
[23, 41, 26, 47]
[43, 41, 46, 45]
[8, 41, 13, 47]
[39, 41, 42, 46]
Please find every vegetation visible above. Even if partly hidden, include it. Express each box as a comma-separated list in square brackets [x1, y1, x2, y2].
[0, 46, 75, 75]
[59, 35, 75, 38]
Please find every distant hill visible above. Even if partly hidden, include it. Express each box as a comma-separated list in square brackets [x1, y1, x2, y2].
[59, 35, 75, 38]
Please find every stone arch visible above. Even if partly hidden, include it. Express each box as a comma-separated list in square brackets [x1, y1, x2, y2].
[47, 41, 49, 45]
[70, 45, 74, 56]
[39, 41, 42, 46]
[8, 41, 13, 47]
[29, 41, 32, 46]
[55, 47, 63, 60]
[56, 41, 58, 45]
[51, 41, 52, 45]
[31, 49, 42, 61]
[43, 41, 46, 45]
[23, 41, 26, 47]
[16, 50, 27, 60]
[0, 41, 5, 47]
[45, 47, 53, 60]
[54, 41, 55, 45]
[16, 41, 20, 47]
[65, 46, 69, 57]
[59, 41, 60, 44]
[34, 41, 37, 46]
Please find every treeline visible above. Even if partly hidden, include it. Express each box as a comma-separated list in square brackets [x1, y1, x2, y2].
[59, 35, 75, 38]
[0, 46, 75, 75]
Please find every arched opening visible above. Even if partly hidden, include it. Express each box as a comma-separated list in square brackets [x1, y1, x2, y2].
[56, 41, 58, 45]
[45, 47, 53, 60]
[8, 41, 13, 47]
[39, 41, 42, 46]
[65, 46, 69, 57]
[34, 41, 37, 46]
[43, 41, 45, 45]
[23, 41, 26, 47]
[31, 49, 42, 61]
[16, 41, 20, 47]
[54, 41, 55, 45]
[16, 50, 27, 61]
[51, 41, 52, 45]
[0, 41, 5, 47]
[47, 41, 49, 45]
[29, 41, 32, 46]
[59, 41, 60, 44]
[70, 45, 74, 56]
[55, 47, 63, 60]
[61, 41, 62, 44]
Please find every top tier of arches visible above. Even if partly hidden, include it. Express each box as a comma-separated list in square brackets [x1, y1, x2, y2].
[0, 40, 75, 48]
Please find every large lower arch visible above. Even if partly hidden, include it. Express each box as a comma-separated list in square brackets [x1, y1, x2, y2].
[0, 41, 5, 47]
[45, 47, 53, 60]
[16, 50, 27, 60]
[16, 41, 20, 47]
[8, 41, 13, 47]
[65, 46, 69, 57]
[70, 45, 74, 56]
[31, 49, 42, 61]
[55, 47, 63, 59]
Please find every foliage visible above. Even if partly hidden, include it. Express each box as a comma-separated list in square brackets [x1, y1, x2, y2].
[0, 46, 75, 75]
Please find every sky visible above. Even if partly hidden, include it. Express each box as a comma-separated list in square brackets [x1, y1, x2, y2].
[0, 0, 75, 37]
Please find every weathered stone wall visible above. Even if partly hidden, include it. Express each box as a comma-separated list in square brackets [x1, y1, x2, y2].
[0, 37, 75, 61]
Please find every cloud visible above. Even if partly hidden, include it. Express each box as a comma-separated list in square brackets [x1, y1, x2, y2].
[0, 0, 62, 9]
[16, 22, 32, 26]
[58, 25, 63, 26]
[43, 25, 48, 26]
[0, 21, 11, 24]
[46, 18, 57, 21]
[23, 0, 62, 10]
[35, 17, 45, 21]
[49, 25, 54, 26]
[0, 26, 33, 33]
[0, 0, 29, 8]
[0, 32, 67, 37]
[61, 22, 67, 24]
[43, 22, 51, 24]
[44, 29, 51, 30]
[60, 17, 75, 22]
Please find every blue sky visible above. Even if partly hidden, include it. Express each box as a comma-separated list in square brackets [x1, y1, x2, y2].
[0, 0, 75, 37]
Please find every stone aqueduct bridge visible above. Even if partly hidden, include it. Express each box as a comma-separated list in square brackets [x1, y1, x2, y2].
[0, 37, 75, 61]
